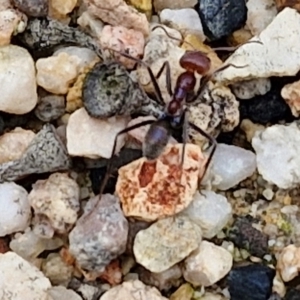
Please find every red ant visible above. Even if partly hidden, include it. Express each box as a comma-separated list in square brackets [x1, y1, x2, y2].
[98, 29, 262, 199]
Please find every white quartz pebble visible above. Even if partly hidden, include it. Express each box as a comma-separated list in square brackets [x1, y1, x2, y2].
[0, 182, 31, 236]
[208, 144, 257, 190]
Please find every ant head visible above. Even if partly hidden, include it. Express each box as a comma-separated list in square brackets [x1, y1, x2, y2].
[180, 51, 211, 75]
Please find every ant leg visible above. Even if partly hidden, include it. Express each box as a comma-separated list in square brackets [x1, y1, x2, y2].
[83, 119, 156, 220]
[188, 121, 217, 184]
[155, 61, 173, 97]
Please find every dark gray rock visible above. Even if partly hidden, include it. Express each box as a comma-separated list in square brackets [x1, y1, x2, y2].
[12, 0, 48, 17]
[197, 0, 247, 40]
[228, 264, 275, 300]
[82, 61, 163, 118]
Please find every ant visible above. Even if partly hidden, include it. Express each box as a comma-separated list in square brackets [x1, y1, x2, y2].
[98, 27, 262, 202]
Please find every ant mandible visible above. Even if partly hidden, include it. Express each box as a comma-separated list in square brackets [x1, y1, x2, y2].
[99, 26, 260, 197]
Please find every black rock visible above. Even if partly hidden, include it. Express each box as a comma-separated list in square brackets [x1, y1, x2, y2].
[227, 215, 268, 258]
[284, 289, 300, 300]
[239, 79, 295, 124]
[197, 0, 247, 41]
[228, 264, 275, 300]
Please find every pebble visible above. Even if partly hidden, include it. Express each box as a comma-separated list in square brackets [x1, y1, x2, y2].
[216, 8, 300, 84]
[28, 173, 80, 237]
[42, 253, 74, 286]
[0, 0, 11, 10]
[77, 11, 104, 38]
[281, 79, 300, 117]
[0, 127, 35, 164]
[0, 124, 71, 182]
[183, 241, 233, 286]
[49, 0, 77, 22]
[69, 194, 128, 273]
[19, 18, 104, 58]
[100, 279, 168, 300]
[246, 0, 277, 35]
[116, 144, 206, 221]
[227, 216, 269, 258]
[0, 8, 26, 46]
[231, 78, 271, 100]
[0, 251, 52, 300]
[100, 25, 145, 69]
[0, 182, 31, 236]
[197, 0, 247, 40]
[36, 52, 81, 94]
[277, 244, 300, 282]
[35, 92, 65, 122]
[239, 81, 292, 124]
[11, 0, 48, 17]
[169, 283, 194, 300]
[138, 264, 182, 291]
[67, 107, 130, 159]
[240, 119, 265, 142]
[227, 264, 275, 300]
[0, 45, 37, 114]
[133, 216, 202, 273]
[85, 0, 149, 36]
[48, 286, 82, 300]
[153, 0, 197, 11]
[159, 8, 205, 40]
[82, 61, 161, 119]
[10, 229, 63, 261]
[127, 0, 152, 18]
[206, 143, 257, 190]
[188, 83, 240, 147]
[54, 46, 100, 71]
[180, 190, 232, 239]
[276, 0, 300, 11]
[252, 122, 300, 189]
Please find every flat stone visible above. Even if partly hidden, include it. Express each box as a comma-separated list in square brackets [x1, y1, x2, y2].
[215, 8, 300, 84]
[116, 144, 206, 221]
[133, 216, 202, 273]
[67, 107, 130, 159]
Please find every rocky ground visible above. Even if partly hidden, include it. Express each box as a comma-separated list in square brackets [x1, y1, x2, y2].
[1, 0, 300, 299]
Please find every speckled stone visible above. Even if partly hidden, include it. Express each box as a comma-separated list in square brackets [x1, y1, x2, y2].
[197, 0, 247, 40]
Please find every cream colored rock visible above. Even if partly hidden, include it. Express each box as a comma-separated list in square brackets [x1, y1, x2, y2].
[154, 0, 197, 11]
[183, 241, 233, 286]
[0, 0, 11, 11]
[159, 8, 205, 40]
[84, 0, 149, 36]
[100, 280, 168, 300]
[29, 173, 80, 236]
[0, 251, 52, 300]
[231, 78, 271, 99]
[0, 127, 35, 163]
[277, 244, 300, 282]
[0, 45, 37, 114]
[49, 0, 77, 21]
[134, 216, 202, 272]
[36, 52, 81, 94]
[67, 107, 130, 159]
[240, 119, 265, 142]
[0, 9, 26, 45]
[216, 8, 300, 84]
[246, 0, 277, 35]
[281, 80, 300, 117]
[116, 143, 206, 221]
[48, 286, 82, 300]
[100, 25, 145, 69]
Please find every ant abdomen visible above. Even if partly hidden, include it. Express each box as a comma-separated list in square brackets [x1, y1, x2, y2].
[143, 120, 171, 160]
